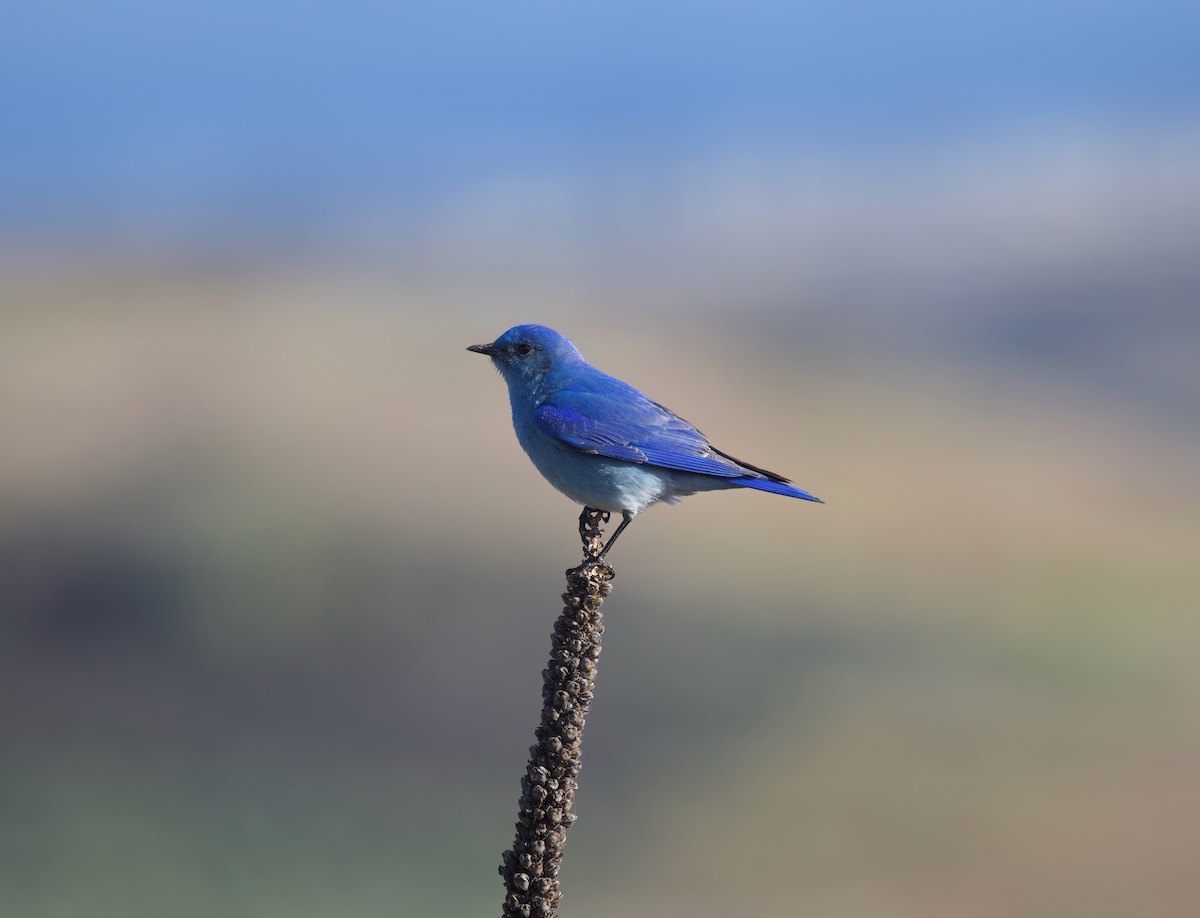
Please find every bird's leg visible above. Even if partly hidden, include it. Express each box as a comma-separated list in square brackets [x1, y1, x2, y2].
[597, 510, 633, 560]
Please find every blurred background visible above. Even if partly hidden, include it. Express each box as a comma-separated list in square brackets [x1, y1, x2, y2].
[3, 2, 1199, 916]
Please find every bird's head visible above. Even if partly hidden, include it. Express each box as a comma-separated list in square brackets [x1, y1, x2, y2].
[467, 324, 583, 390]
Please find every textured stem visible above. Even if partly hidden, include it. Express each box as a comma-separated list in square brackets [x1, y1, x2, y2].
[500, 508, 615, 918]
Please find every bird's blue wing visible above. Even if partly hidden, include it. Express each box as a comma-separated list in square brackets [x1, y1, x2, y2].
[533, 403, 648, 463]
[534, 383, 747, 478]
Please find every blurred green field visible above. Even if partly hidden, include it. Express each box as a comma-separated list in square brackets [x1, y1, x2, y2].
[1, 266, 1197, 917]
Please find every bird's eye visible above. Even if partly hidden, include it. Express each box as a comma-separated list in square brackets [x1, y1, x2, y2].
[515, 343, 533, 357]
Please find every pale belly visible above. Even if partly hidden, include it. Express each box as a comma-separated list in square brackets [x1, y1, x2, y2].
[514, 418, 731, 514]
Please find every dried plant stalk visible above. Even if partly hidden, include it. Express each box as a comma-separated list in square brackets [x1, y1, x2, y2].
[500, 508, 615, 918]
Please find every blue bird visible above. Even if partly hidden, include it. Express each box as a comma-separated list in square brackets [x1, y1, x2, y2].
[468, 324, 822, 562]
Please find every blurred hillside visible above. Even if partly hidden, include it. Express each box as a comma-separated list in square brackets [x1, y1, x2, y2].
[2, 230, 1198, 916]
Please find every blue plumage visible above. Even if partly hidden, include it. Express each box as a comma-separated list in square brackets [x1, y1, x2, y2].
[468, 324, 822, 559]
[728, 477, 821, 500]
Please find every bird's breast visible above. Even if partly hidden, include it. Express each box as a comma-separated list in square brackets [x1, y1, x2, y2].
[510, 412, 666, 514]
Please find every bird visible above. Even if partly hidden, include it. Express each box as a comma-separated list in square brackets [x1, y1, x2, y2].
[467, 324, 822, 563]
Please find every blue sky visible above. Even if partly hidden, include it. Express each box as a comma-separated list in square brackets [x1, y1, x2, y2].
[4, 1, 1199, 244]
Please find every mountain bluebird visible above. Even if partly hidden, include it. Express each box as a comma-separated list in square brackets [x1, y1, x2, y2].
[468, 324, 822, 561]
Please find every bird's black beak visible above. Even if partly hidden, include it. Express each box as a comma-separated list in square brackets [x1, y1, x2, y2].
[467, 343, 498, 357]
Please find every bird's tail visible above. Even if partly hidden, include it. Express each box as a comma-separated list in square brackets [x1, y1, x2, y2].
[730, 477, 824, 503]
